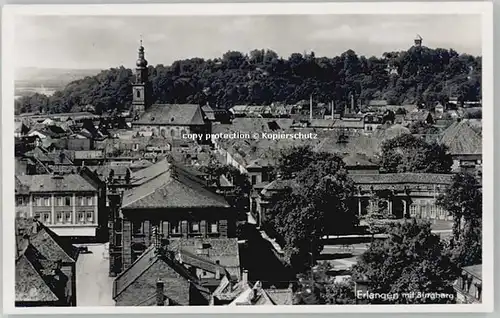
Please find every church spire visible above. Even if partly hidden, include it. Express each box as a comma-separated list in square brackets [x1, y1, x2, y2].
[132, 36, 150, 116]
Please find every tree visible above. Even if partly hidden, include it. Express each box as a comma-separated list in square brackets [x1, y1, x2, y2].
[381, 134, 453, 173]
[200, 164, 251, 220]
[437, 172, 482, 267]
[409, 120, 441, 135]
[265, 147, 356, 272]
[16, 46, 481, 115]
[352, 220, 459, 304]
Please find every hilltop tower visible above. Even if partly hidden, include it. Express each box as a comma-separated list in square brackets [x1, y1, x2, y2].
[131, 37, 150, 116]
[414, 34, 423, 47]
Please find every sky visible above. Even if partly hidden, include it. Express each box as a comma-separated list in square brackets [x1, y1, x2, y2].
[14, 14, 482, 70]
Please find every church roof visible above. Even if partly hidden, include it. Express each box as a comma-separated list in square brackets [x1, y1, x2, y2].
[133, 104, 206, 126]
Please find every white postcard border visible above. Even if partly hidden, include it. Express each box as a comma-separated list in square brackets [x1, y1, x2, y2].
[2, 1, 494, 314]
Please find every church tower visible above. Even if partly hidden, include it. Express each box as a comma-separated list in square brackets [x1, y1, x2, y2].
[414, 34, 423, 47]
[132, 38, 149, 116]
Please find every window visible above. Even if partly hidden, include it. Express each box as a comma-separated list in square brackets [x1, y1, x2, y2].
[65, 197, 71, 206]
[87, 197, 93, 206]
[136, 89, 141, 98]
[132, 221, 144, 234]
[80, 197, 85, 206]
[475, 283, 482, 300]
[44, 197, 50, 207]
[208, 221, 218, 234]
[409, 205, 417, 217]
[56, 212, 63, 224]
[34, 212, 41, 220]
[170, 221, 181, 235]
[78, 212, 85, 223]
[161, 221, 169, 236]
[86, 212, 94, 223]
[190, 221, 200, 233]
[65, 212, 72, 223]
[16, 197, 23, 206]
[170, 129, 175, 137]
[43, 213, 51, 224]
[115, 234, 122, 247]
[57, 197, 64, 206]
[251, 175, 257, 185]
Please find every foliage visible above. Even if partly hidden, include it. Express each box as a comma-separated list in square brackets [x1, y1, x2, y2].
[364, 192, 398, 235]
[200, 163, 251, 220]
[381, 134, 453, 173]
[352, 220, 459, 304]
[409, 120, 441, 135]
[437, 172, 482, 267]
[15, 46, 482, 115]
[295, 262, 357, 305]
[264, 146, 356, 272]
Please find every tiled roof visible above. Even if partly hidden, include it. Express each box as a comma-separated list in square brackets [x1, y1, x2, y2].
[266, 288, 294, 305]
[16, 174, 97, 193]
[133, 104, 206, 126]
[15, 254, 59, 302]
[373, 124, 411, 140]
[440, 120, 482, 155]
[113, 245, 198, 300]
[169, 238, 241, 279]
[228, 282, 292, 306]
[463, 264, 482, 280]
[30, 226, 78, 263]
[351, 173, 454, 190]
[122, 164, 229, 209]
[130, 157, 171, 186]
[310, 119, 335, 129]
[176, 249, 228, 276]
[332, 120, 364, 129]
[212, 276, 252, 301]
[212, 118, 295, 135]
[343, 153, 379, 167]
[15, 176, 30, 194]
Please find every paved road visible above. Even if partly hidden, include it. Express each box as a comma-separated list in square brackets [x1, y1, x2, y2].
[76, 243, 115, 306]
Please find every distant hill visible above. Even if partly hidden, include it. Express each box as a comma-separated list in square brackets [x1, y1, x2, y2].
[15, 67, 101, 89]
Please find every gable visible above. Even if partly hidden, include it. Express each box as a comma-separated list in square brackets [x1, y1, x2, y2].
[115, 257, 191, 306]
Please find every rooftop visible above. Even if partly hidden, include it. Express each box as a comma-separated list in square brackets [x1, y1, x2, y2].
[133, 104, 206, 126]
[16, 174, 97, 193]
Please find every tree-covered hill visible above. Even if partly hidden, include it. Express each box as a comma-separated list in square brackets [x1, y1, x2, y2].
[15, 45, 481, 115]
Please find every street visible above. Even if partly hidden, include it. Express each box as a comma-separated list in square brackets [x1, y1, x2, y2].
[76, 243, 115, 306]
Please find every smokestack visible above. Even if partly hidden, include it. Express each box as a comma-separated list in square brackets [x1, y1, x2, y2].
[215, 260, 221, 280]
[32, 218, 39, 234]
[309, 95, 313, 121]
[242, 269, 249, 284]
[351, 94, 355, 113]
[156, 280, 165, 306]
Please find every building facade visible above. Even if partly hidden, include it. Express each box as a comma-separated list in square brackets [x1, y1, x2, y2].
[108, 161, 240, 278]
[15, 174, 100, 237]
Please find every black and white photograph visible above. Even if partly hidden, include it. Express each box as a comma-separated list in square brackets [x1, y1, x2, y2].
[2, 2, 494, 314]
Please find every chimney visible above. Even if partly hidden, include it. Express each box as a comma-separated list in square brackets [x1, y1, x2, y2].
[215, 260, 221, 280]
[156, 280, 165, 306]
[309, 95, 313, 121]
[32, 218, 39, 234]
[242, 269, 249, 284]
